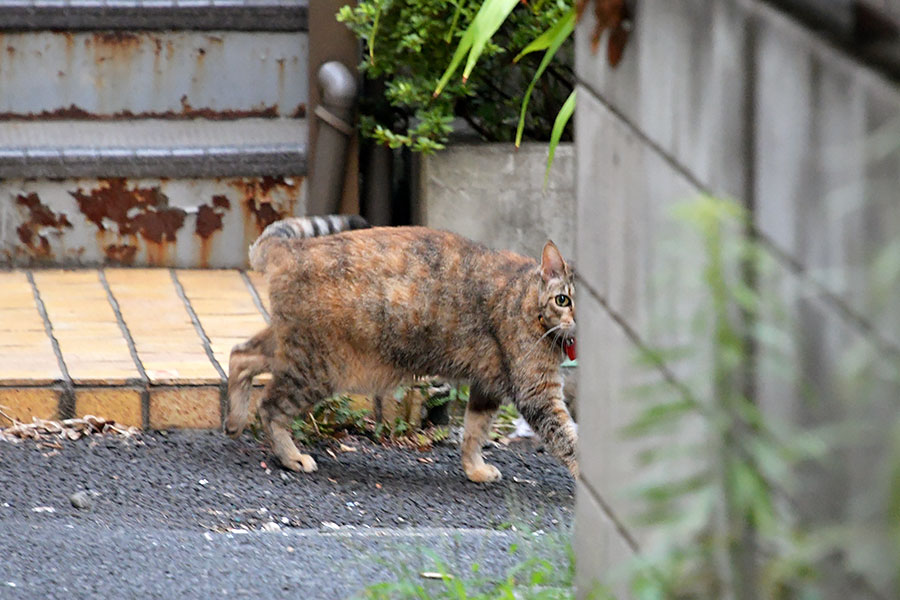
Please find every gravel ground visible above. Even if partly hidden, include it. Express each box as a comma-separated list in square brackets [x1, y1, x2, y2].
[0, 430, 574, 532]
[0, 430, 574, 599]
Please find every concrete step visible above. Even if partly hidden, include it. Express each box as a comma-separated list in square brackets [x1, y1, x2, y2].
[0, 267, 272, 429]
[0, 118, 307, 178]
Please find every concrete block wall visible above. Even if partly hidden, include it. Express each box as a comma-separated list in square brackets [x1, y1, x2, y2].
[573, 1, 900, 597]
[417, 143, 576, 262]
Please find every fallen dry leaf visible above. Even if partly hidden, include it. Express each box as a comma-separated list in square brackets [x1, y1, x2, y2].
[339, 443, 357, 453]
[417, 457, 434, 464]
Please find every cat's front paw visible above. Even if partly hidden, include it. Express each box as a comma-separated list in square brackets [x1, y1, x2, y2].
[465, 463, 502, 483]
[281, 453, 318, 473]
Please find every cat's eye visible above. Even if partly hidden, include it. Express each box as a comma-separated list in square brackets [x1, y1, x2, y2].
[555, 294, 571, 307]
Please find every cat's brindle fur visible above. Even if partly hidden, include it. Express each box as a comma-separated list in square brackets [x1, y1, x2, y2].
[226, 216, 578, 482]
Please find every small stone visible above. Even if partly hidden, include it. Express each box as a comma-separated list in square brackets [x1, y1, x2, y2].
[261, 522, 280, 532]
[70, 491, 92, 510]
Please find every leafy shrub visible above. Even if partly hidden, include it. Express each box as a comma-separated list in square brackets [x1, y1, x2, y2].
[337, 0, 574, 152]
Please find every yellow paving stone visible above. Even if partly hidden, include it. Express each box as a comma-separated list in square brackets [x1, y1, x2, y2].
[176, 270, 268, 371]
[0, 388, 60, 426]
[246, 271, 270, 313]
[150, 386, 221, 429]
[32, 270, 141, 385]
[0, 272, 63, 385]
[75, 388, 143, 427]
[0, 332, 55, 346]
[105, 269, 221, 385]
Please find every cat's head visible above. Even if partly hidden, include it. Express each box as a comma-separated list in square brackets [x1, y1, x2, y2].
[538, 240, 576, 360]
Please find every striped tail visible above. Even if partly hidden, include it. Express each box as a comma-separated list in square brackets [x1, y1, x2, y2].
[249, 214, 370, 271]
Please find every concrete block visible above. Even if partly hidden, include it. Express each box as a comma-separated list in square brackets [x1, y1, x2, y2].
[574, 480, 636, 599]
[74, 388, 144, 428]
[575, 88, 707, 342]
[575, 0, 750, 199]
[149, 386, 222, 429]
[417, 143, 576, 261]
[752, 2, 900, 351]
[0, 387, 61, 426]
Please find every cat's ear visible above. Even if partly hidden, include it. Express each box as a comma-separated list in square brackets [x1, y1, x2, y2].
[541, 240, 567, 283]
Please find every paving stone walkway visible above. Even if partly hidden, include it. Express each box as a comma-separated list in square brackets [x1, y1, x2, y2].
[0, 268, 271, 429]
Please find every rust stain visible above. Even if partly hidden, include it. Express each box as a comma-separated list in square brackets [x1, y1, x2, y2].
[104, 243, 138, 264]
[195, 195, 230, 239]
[195, 194, 232, 268]
[70, 178, 186, 249]
[231, 176, 302, 233]
[93, 31, 142, 47]
[245, 198, 282, 230]
[14, 193, 74, 258]
[6, 45, 15, 57]
[292, 103, 307, 118]
[0, 103, 283, 121]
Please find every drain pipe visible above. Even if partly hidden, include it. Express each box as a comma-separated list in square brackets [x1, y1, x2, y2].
[307, 61, 358, 216]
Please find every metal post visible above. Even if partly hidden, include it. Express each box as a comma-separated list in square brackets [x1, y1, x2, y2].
[307, 61, 358, 216]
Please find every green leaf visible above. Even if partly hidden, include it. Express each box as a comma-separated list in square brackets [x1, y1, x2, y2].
[513, 6, 575, 63]
[434, 0, 520, 96]
[545, 89, 575, 185]
[515, 8, 576, 148]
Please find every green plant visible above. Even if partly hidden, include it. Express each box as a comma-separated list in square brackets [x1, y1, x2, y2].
[608, 195, 900, 598]
[292, 395, 371, 444]
[358, 522, 583, 599]
[436, 0, 629, 174]
[491, 403, 521, 440]
[338, 0, 574, 152]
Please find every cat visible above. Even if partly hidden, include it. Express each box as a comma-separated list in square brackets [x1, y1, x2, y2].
[226, 215, 578, 482]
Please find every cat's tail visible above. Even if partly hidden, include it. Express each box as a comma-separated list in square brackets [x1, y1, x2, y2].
[249, 214, 371, 271]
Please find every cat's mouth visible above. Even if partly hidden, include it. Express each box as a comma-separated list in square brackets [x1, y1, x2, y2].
[563, 337, 576, 360]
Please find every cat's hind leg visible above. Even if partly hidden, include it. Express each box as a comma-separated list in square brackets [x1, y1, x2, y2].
[461, 385, 503, 483]
[224, 327, 274, 438]
[258, 370, 322, 473]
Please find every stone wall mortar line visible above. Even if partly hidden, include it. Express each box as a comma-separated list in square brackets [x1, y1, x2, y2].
[240, 270, 271, 324]
[98, 269, 150, 384]
[575, 82, 900, 360]
[170, 269, 227, 381]
[26, 269, 74, 418]
[98, 269, 151, 429]
[579, 475, 641, 555]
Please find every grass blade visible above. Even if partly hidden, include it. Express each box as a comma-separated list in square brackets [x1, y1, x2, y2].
[544, 89, 575, 186]
[513, 6, 574, 63]
[434, 0, 519, 97]
[515, 7, 575, 147]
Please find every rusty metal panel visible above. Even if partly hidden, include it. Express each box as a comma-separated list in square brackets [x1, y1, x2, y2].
[0, 31, 308, 119]
[0, 1, 308, 32]
[0, 176, 306, 268]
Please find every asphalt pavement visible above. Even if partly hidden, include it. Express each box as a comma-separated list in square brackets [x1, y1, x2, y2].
[0, 430, 575, 599]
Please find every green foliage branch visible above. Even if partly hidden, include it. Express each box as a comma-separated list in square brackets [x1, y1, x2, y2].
[338, 0, 574, 153]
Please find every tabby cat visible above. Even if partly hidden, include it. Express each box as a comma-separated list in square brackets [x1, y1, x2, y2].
[226, 215, 578, 482]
